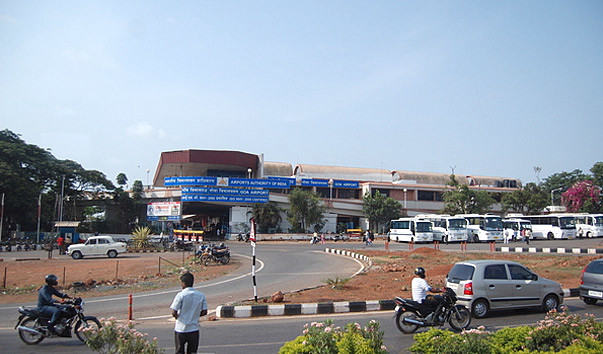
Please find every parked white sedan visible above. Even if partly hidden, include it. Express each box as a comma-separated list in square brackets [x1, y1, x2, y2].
[67, 236, 128, 259]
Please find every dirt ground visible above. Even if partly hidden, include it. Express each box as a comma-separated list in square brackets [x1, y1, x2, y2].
[2, 246, 600, 306]
[253, 247, 600, 304]
[0, 251, 239, 304]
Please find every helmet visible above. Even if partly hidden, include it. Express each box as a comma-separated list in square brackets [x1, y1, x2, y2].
[414, 267, 425, 278]
[45, 274, 58, 286]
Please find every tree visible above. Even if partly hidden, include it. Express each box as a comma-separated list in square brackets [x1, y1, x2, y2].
[252, 202, 283, 233]
[590, 162, 603, 189]
[286, 188, 326, 233]
[131, 180, 144, 201]
[540, 169, 588, 204]
[362, 191, 402, 233]
[501, 183, 548, 215]
[442, 175, 495, 215]
[116, 173, 128, 188]
[561, 180, 601, 213]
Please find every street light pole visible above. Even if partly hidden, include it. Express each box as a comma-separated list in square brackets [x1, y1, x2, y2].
[403, 188, 407, 209]
[328, 179, 334, 200]
[247, 168, 252, 179]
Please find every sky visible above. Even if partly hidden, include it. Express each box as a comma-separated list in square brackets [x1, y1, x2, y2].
[1, 1, 602, 187]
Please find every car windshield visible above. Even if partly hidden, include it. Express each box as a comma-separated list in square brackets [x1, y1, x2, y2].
[448, 219, 467, 229]
[520, 222, 532, 231]
[484, 218, 503, 231]
[447, 264, 474, 284]
[594, 216, 603, 226]
[416, 222, 432, 232]
[559, 217, 575, 229]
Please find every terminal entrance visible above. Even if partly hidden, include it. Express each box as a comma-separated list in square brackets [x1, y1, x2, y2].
[178, 202, 230, 240]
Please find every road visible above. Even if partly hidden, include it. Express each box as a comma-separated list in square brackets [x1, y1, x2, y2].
[1, 298, 602, 353]
[1, 238, 602, 353]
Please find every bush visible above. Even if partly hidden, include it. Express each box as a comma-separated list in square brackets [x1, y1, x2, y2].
[83, 317, 163, 354]
[279, 319, 387, 354]
[410, 308, 603, 354]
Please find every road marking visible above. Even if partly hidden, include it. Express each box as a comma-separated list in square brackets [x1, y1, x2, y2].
[0, 254, 264, 310]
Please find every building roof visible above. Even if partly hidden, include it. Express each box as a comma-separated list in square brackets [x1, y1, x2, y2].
[294, 164, 393, 182]
[263, 161, 293, 177]
[392, 171, 467, 186]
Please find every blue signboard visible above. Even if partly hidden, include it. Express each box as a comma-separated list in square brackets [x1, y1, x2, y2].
[181, 195, 269, 203]
[147, 215, 180, 221]
[333, 180, 359, 189]
[164, 176, 217, 186]
[165, 176, 293, 188]
[229, 178, 292, 188]
[181, 186, 269, 196]
[301, 178, 329, 187]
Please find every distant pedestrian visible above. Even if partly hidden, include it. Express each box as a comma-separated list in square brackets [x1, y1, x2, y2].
[320, 233, 325, 245]
[57, 235, 65, 255]
[170, 272, 208, 354]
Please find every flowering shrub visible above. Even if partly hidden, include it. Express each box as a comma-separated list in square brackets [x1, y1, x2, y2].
[561, 180, 601, 213]
[410, 308, 603, 353]
[279, 319, 387, 354]
[83, 317, 163, 354]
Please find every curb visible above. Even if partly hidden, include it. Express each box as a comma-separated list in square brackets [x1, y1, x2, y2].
[215, 248, 582, 319]
[496, 247, 603, 254]
[215, 289, 581, 318]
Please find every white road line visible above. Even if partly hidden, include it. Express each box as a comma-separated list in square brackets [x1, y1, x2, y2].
[0, 254, 264, 310]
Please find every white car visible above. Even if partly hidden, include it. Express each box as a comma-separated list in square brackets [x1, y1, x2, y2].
[67, 236, 128, 259]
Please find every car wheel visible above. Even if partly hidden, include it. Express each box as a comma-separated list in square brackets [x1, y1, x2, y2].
[583, 297, 598, 305]
[471, 299, 489, 318]
[72, 251, 83, 260]
[586, 231, 593, 238]
[107, 250, 117, 258]
[542, 294, 559, 312]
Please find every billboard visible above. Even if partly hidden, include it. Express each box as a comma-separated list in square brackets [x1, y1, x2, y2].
[147, 202, 181, 221]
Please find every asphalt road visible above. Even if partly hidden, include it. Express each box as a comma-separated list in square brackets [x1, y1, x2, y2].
[1, 238, 602, 353]
[1, 298, 602, 353]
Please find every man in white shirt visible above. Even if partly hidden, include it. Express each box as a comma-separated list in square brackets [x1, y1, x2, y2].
[170, 272, 208, 354]
[411, 267, 443, 323]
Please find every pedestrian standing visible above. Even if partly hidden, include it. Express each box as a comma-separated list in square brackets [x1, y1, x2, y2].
[57, 235, 65, 255]
[170, 272, 208, 354]
[320, 233, 325, 245]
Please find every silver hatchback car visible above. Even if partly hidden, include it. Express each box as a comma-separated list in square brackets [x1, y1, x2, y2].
[446, 260, 564, 318]
[580, 259, 603, 305]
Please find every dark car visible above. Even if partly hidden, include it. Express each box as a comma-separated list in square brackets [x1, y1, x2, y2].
[580, 259, 603, 305]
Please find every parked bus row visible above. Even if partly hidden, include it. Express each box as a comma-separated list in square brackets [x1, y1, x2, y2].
[387, 213, 603, 244]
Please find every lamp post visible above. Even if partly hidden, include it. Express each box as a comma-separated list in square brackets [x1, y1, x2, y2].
[247, 168, 252, 179]
[403, 188, 407, 209]
[551, 187, 563, 207]
[146, 169, 150, 188]
[328, 179, 334, 200]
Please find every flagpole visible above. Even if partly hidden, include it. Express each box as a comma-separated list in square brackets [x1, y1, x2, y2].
[36, 193, 42, 244]
[0, 193, 4, 241]
[250, 217, 258, 302]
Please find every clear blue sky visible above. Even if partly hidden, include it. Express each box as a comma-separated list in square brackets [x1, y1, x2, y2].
[2, 1, 602, 186]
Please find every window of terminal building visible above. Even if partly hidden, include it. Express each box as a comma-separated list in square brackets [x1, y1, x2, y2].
[337, 189, 360, 199]
[418, 190, 443, 201]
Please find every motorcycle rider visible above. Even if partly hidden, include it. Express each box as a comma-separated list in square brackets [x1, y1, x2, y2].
[411, 267, 443, 323]
[38, 274, 71, 334]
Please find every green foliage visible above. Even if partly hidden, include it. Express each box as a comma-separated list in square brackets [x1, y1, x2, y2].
[252, 201, 283, 232]
[279, 319, 387, 354]
[131, 226, 153, 248]
[362, 191, 402, 233]
[84, 317, 163, 354]
[410, 309, 603, 354]
[286, 188, 327, 233]
[116, 173, 128, 187]
[501, 182, 549, 215]
[442, 175, 495, 215]
[324, 277, 350, 290]
[131, 180, 144, 201]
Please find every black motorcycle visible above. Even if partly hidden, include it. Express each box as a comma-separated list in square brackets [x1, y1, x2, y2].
[15, 297, 101, 344]
[170, 239, 194, 252]
[202, 244, 230, 266]
[236, 233, 250, 242]
[394, 287, 471, 333]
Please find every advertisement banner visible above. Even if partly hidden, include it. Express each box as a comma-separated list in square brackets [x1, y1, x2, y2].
[147, 202, 181, 218]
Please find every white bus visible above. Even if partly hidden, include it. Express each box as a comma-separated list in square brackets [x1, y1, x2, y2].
[521, 214, 576, 240]
[502, 218, 532, 241]
[571, 214, 603, 238]
[388, 218, 433, 243]
[457, 214, 503, 242]
[415, 214, 469, 243]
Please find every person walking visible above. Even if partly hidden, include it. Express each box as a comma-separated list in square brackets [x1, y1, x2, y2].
[170, 272, 208, 354]
[57, 235, 65, 255]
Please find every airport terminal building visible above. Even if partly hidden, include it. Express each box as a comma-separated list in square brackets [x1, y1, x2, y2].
[143, 149, 521, 237]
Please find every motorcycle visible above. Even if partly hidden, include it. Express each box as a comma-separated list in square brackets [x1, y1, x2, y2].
[202, 244, 230, 266]
[15, 297, 101, 344]
[310, 236, 320, 244]
[236, 233, 250, 242]
[169, 239, 194, 252]
[394, 287, 471, 333]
